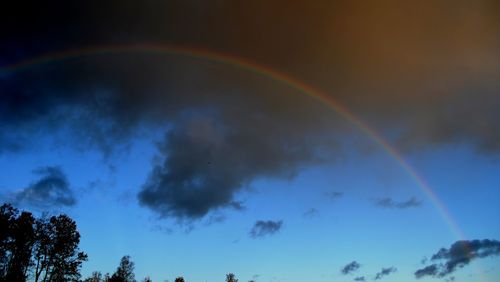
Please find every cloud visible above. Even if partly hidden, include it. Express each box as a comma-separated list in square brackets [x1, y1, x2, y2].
[8, 166, 76, 209]
[374, 197, 421, 209]
[249, 220, 283, 238]
[324, 191, 344, 201]
[2, 1, 500, 221]
[138, 111, 330, 220]
[374, 267, 396, 280]
[303, 208, 319, 217]
[228, 201, 246, 211]
[415, 239, 500, 279]
[341, 261, 361, 275]
[353, 277, 365, 282]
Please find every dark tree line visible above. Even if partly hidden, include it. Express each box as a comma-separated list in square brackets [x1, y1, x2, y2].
[1, 203, 251, 282]
[0, 203, 87, 282]
[85, 258, 246, 282]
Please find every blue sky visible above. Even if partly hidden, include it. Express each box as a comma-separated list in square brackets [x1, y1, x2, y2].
[1, 131, 498, 282]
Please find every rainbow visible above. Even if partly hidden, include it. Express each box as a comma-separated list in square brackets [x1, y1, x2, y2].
[0, 44, 466, 240]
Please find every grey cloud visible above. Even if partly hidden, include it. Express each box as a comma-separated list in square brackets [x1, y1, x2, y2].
[8, 166, 76, 209]
[374, 267, 396, 280]
[341, 261, 361, 275]
[137, 107, 330, 220]
[353, 277, 365, 282]
[374, 197, 421, 209]
[249, 220, 283, 239]
[415, 239, 500, 279]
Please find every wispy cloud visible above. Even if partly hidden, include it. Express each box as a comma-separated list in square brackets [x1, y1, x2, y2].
[249, 220, 283, 239]
[303, 208, 319, 218]
[374, 267, 396, 280]
[374, 197, 421, 209]
[324, 191, 344, 201]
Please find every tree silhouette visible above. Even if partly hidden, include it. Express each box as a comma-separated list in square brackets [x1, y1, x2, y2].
[226, 273, 238, 282]
[0, 204, 36, 281]
[0, 203, 87, 282]
[5, 211, 36, 281]
[83, 271, 103, 282]
[110, 255, 136, 282]
[32, 214, 87, 282]
[174, 277, 185, 282]
[142, 276, 152, 282]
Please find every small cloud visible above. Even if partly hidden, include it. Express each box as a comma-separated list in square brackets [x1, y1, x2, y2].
[415, 239, 500, 279]
[228, 201, 246, 211]
[341, 261, 361, 275]
[205, 214, 226, 225]
[7, 166, 76, 209]
[324, 191, 344, 200]
[374, 267, 396, 280]
[249, 220, 283, 239]
[354, 276, 365, 282]
[374, 197, 421, 209]
[303, 208, 319, 217]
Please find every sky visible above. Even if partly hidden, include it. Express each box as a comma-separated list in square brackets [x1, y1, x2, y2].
[1, 1, 500, 281]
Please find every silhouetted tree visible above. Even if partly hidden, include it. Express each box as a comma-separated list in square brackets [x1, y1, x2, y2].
[0, 204, 37, 281]
[5, 211, 36, 281]
[0, 204, 20, 280]
[174, 277, 185, 282]
[33, 214, 87, 282]
[1, 203, 87, 282]
[84, 271, 103, 282]
[110, 255, 136, 282]
[226, 273, 238, 282]
[142, 276, 152, 282]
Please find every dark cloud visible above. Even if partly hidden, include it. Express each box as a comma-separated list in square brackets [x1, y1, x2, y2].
[374, 267, 396, 280]
[249, 220, 283, 239]
[415, 264, 438, 278]
[341, 261, 361, 275]
[137, 110, 330, 220]
[415, 239, 500, 279]
[353, 277, 365, 282]
[7, 166, 76, 209]
[1, 1, 500, 221]
[374, 197, 421, 209]
[324, 191, 344, 201]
